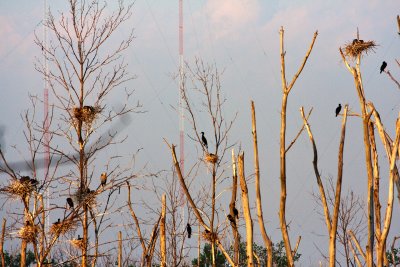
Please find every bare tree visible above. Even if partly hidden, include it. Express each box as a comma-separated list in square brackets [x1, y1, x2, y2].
[279, 27, 318, 266]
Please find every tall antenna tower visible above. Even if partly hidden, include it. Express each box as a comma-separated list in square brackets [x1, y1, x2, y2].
[179, 0, 184, 178]
[43, 0, 51, 256]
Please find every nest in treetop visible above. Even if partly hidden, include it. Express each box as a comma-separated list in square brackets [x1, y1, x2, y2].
[73, 188, 97, 207]
[1, 180, 35, 199]
[205, 153, 218, 164]
[70, 239, 84, 250]
[18, 224, 39, 243]
[72, 105, 101, 124]
[50, 218, 78, 236]
[202, 230, 217, 243]
[343, 39, 377, 58]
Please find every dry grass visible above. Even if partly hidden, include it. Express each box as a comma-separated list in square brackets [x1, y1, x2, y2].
[344, 40, 377, 58]
[50, 218, 78, 236]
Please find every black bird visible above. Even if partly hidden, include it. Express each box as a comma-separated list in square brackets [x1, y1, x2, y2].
[201, 132, 208, 149]
[77, 234, 83, 240]
[100, 172, 107, 187]
[380, 61, 387, 74]
[352, 39, 358, 45]
[335, 104, 342, 117]
[66, 197, 74, 209]
[186, 223, 192, 239]
[20, 176, 30, 183]
[53, 218, 61, 225]
[29, 178, 38, 186]
[232, 207, 239, 219]
[227, 214, 236, 227]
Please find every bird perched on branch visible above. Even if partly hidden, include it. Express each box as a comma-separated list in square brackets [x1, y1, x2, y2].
[66, 197, 74, 209]
[76, 235, 83, 240]
[186, 223, 192, 239]
[53, 218, 61, 225]
[227, 214, 236, 227]
[380, 61, 387, 73]
[232, 207, 239, 219]
[100, 172, 107, 187]
[20, 176, 30, 183]
[201, 132, 208, 150]
[335, 104, 342, 117]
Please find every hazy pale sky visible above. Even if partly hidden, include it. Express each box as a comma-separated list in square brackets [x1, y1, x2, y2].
[0, 0, 399, 265]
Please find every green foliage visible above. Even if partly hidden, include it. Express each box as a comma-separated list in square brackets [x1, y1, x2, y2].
[386, 247, 400, 266]
[191, 243, 227, 267]
[4, 250, 35, 267]
[227, 240, 301, 267]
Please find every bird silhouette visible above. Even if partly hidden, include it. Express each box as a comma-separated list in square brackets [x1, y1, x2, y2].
[380, 61, 387, 73]
[53, 218, 61, 225]
[100, 172, 107, 187]
[232, 207, 239, 219]
[77, 234, 83, 240]
[335, 104, 342, 117]
[186, 223, 192, 239]
[201, 132, 208, 149]
[20, 176, 30, 183]
[66, 197, 74, 209]
[227, 214, 236, 227]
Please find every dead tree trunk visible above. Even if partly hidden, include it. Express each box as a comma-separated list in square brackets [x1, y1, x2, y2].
[251, 101, 273, 267]
[230, 149, 240, 265]
[279, 27, 318, 266]
[238, 153, 253, 266]
[160, 194, 166, 267]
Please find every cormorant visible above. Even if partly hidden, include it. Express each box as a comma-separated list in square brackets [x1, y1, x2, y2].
[100, 172, 107, 187]
[66, 197, 74, 209]
[53, 218, 61, 225]
[77, 234, 83, 240]
[335, 104, 342, 117]
[232, 207, 239, 219]
[380, 61, 387, 73]
[20, 176, 30, 183]
[186, 223, 192, 239]
[201, 132, 208, 149]
[227, 214, 236, 227]
[29, 178, 38, 186]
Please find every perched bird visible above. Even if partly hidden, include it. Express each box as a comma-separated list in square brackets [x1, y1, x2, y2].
[53, 218, 61, 225]
[186, 223, 192, 239]
[227, 214, 236, 227]
[100, 172, 107, 187]
[20, 176, 30, 183]
[380, 61, 387, 73]
[335, 104, 342, 117]
[77, 235, 83, 240]
[352, 39, 358, 45]
[205, 229, 210, 234]
[201, 132, 208, 149]
[29, 178, 38, 186]
[66, 197, 74, 209]
[232, 207, 239, 219]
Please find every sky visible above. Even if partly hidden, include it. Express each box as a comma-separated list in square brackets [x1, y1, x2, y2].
[0, 0, 399, 265]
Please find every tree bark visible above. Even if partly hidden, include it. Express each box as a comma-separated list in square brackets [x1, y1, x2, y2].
[160, 194, 166, 267]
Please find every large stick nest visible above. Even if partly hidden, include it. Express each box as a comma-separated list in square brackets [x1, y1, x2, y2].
[202, 230, 218, 243]
[205, 153, 218, 164]
[0, 179, 35, 198]
[343, 39, 377, 58]
[50, 218, 78, 236]
[69, 238, 84, 250]
[18, 224, 39, 243]
[72, 105, 101, 125]
[73, 188, 97, 207]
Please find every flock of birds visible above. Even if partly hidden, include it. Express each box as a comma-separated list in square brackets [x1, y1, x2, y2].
[335, 61, 388, 117]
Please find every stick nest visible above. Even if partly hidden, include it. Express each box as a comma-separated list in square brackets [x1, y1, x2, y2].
[343, 40, 376, 58]
[50, 218, 78, 236]
[73, 188, 97, 207]
[19, 224, 39, 243]
[202, 230, 218, 243]
[205, 153, 218, 164]
[72, 105, 101, 125]
[1, 180, 35, 198]
[70, 238, 84, 250]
